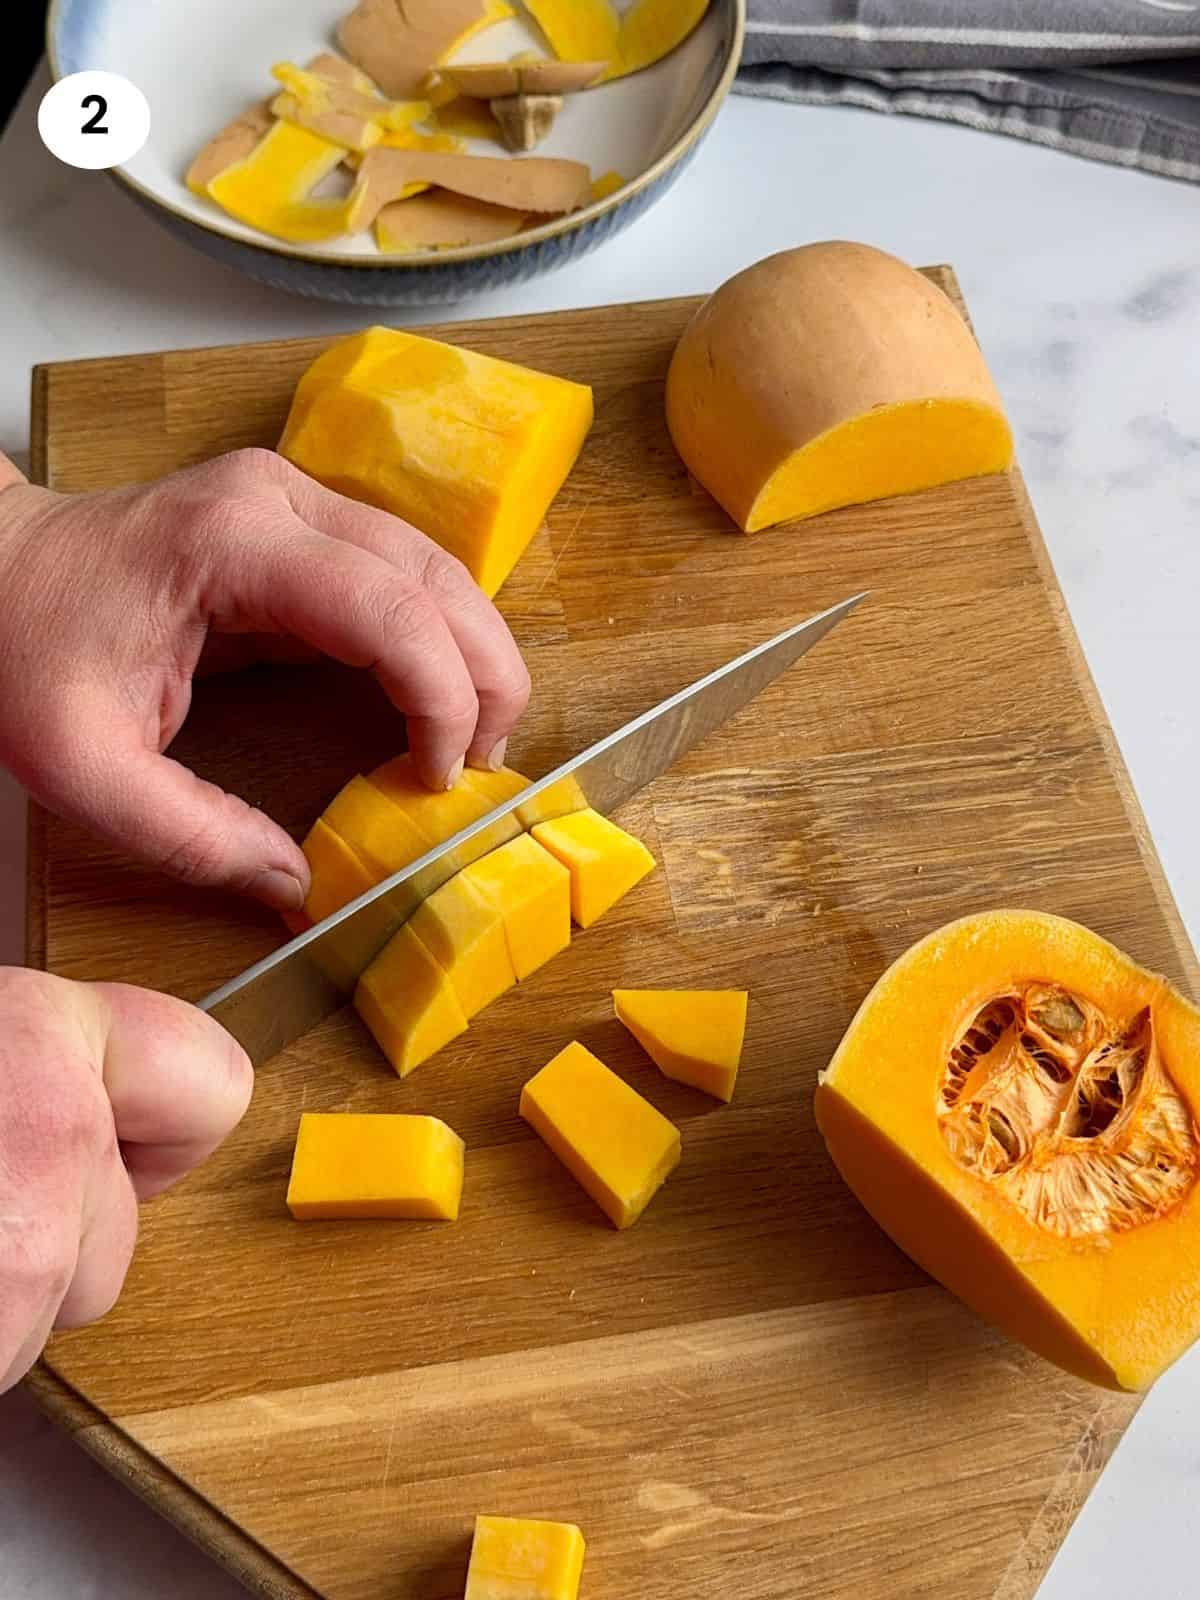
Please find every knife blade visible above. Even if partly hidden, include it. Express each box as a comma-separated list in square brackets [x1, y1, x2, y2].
[199, 592, 865, 1063]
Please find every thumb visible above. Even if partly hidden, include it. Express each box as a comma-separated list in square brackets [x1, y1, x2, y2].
[31, 701, 309, 911]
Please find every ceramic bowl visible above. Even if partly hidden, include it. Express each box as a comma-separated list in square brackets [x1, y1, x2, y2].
[48, 0, 744, 305]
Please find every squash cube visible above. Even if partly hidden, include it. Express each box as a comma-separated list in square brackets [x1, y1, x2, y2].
[286, 1112, 464, 1220]
[323, 774, 432, 880]
[355, 923, 468, 1075]
[370, 754, 523, 872]
[279, 327, 594, 597]
[409, 873, 516, 1018]
[614, 988, 748, 1102]
[465, 1515, 586, 1600]
[530, 809, 654, 927]
[520, 1040, 680, 1227]
[461, 833, 571, 980]
[301, 817, 378, 922]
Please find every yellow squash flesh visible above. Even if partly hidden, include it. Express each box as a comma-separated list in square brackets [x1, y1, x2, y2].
[614, 988, 747, 1101]
[520, 1040, 681, 1228]
[278, 326, 594, 596]
[354, 922, 468, 1076]
[465, 1515, 586, 1600]
[531, 808, 655, 927]
[203, 121, 351, 243]
[816, 909, 1200, 1391]
[286, 1113, 464, 1220]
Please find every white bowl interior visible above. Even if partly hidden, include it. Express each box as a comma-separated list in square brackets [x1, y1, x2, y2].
[58, 0, 728, 260]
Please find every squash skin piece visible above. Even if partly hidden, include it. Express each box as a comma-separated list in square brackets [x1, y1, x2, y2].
[204, 121, 351, 243]
[520, 1041, 681, 1228]
[614, 988, 747, 1102]
[665, 241, 1014, 533]
[466, 1514, 586, 1600]
[816, 909, 1200, 1391]
[531, 809, 655, 927]
[339, 0, 516, 100]
[286, 1113, 464, 1220]
[461, 833, 571, 980]
[278, 327, 593, 597]
[355, 922, 468, 1075]
[409, 872, 516, 1018]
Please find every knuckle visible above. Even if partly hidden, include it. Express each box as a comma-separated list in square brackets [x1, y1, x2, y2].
[4, 1221, 75, 1309]
[221, 446, 289, 486]
[372, 576, 438, 646]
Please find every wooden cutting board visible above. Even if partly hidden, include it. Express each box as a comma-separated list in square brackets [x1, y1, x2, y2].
[25, 273, 1196, 1600]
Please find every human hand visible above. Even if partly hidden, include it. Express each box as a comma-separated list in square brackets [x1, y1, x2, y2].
[0, 448, 531, 911]
[0, 968, 252, 1393]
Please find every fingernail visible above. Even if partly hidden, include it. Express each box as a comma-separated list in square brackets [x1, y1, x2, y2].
[485, 737, 507, 773]
[253, 869, 305, 912]
[444, 756, 465, 792]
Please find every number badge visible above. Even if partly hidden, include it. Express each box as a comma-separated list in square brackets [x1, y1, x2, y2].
[38, 71, 150, 170]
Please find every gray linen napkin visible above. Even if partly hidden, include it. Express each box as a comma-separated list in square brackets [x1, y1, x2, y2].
[737, 1, 1200, 182]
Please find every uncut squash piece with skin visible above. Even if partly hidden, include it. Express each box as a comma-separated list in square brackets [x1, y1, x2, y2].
[614, 988, 748, 1102]
[269, 62, 429, 152]
[531, 808, 655, 927]
[279, 327, 593, 598]
[355, 922, 468, 1076]
[339, 0, 515, 100]
[521, 1040, 681, 1228]
[666, 241, 1014, 532]
[816, 909, 1200, 1391]
[286, 1113, 464, 1221]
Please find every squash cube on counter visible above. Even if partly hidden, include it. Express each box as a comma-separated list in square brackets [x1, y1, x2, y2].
[465, 1515, 586, 1600]
[614, 988, 748, 1102]
[520, 1041, 680, 1228]
[355, 923, 468, 1075]
[530, 809, 655, 927]
[278, 326, 594, 597]
[300, 817, 378, 924]
[286, 1113, 464, 1220]
[409, 873, 516, 1018]
[462, 833, 571, 980]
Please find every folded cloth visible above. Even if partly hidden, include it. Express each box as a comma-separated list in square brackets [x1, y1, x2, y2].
[737, 1, 1200, 183]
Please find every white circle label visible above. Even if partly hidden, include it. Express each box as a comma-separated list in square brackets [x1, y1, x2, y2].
[37, 71, 151, 171]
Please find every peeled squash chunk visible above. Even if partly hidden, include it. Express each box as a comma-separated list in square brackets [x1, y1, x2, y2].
[666, 241, 1014, 533]
[370, 755, 524, 870]
[323, 774, 432, 880]
[355, 922, 468, 1075]
[409, 872, 516, 1018]
[301, 817, 377, 923]
[816, 909, 1200, 1391]
[614, 988, 747, 1102]
[279, 327, 594, 597]
[531, 809, 655, 927]
[462, 832, 571, 980]
[286, 1113, 464, 1221]
[204, 121, 350, 244]
[466, 1515, 586, 1600]
[521, 1040, 681, 1228]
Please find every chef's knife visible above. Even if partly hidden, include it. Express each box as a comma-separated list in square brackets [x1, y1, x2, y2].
[200, 593, 865, 1064]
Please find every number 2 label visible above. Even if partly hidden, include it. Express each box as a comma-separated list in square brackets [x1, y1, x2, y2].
[38, 72, 149, 169]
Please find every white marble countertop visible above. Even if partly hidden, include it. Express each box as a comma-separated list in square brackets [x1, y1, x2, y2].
[2, 58, 1198, 1600]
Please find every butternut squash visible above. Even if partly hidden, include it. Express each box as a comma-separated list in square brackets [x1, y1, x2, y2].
[300, 817, 377, 924]
[278, 327, 593, 597]
[527, 0, 706, 79]
[531, 808, 655, 927]
[520, 1040, 681, 1228]
[408, 872, 516, 1018]
[338, 0, 515, 100]
[461, 832, 571, 980]
[614, 988, 747, 1101]
[816, 909, 1200, 1391]
[355, 922, 468, 1075]
[202, 121, 351, 244]
[286, 1112, 464, 1220]
[466, 1515, 586, 1600]
[666, 242, 1014, 533]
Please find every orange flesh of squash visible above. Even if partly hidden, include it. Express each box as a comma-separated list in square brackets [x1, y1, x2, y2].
[614, 988, 747, 1102]
[816, 909, 1200, 1391]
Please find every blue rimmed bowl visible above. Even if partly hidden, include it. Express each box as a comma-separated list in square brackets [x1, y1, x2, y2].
[48, 0, 744, 305]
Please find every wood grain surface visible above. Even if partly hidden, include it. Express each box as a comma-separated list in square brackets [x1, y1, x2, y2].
[26, 273, 1196, 1600]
